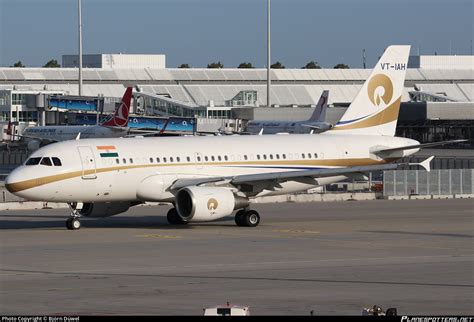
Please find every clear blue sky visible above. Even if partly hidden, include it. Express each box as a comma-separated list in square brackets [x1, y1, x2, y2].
[0, 0, 472, 68]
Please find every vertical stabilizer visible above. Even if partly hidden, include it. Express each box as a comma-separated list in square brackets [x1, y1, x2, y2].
[330, 45, 410, 136]
[101, 87, 132, 127]
[308, 90, 329, 122]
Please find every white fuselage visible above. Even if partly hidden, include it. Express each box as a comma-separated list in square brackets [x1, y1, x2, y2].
[6, 134, 419, 203]
[23, 125, 128, 141]
[245, 121, 331, 134]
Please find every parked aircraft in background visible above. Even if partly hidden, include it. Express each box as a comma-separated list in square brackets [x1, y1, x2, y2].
[245, 90, 331, 134]
[20, 87, 132, 151]
[5, 46, 465, 230]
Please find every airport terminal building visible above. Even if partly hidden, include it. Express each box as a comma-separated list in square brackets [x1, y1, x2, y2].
[0, 53, 472, 146]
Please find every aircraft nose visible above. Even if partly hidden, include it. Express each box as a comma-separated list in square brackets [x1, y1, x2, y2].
[5, 168, 23, 195]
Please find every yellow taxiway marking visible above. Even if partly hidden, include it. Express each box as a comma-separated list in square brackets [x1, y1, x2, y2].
[273, 229, 320, 234]
[136, 234, 182, 239]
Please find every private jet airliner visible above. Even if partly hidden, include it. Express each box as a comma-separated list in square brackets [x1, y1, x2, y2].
[5, 46, 463, 230]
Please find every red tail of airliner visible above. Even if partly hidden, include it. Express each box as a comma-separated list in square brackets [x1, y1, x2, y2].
[102, 87, 132, 127]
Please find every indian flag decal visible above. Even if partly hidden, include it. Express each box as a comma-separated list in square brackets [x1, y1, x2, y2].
[97, 145, 119, 158]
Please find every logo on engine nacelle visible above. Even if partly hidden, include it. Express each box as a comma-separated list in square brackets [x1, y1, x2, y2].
[207, 198, 218, 214]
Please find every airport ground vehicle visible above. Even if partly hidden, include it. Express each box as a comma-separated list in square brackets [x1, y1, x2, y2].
[203, 303, 250, 316]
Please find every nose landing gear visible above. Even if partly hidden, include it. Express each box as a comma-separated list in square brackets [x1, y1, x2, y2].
[66, 202, 82, 230]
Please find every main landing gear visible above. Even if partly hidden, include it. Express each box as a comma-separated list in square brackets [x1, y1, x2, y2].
[66, 203, 82, 230]
[234, 209, 260, 227]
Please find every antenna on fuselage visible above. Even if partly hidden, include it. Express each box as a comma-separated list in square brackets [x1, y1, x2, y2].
[76, 132, 81, 140]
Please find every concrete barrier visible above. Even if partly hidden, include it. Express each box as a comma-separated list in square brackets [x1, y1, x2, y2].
[431, 194, 454, 199]
[409, 195, 432, 200]
[386, 196, 410, 200]
[253, 192, 378, 204]
[454, 194, 474, 199]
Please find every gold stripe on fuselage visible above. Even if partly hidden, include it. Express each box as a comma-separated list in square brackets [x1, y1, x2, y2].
[332, 97, 401, 131]
[5, 158, 392, 193]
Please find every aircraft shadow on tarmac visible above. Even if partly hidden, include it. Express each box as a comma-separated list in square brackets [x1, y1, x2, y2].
[0, 214, 236, 230]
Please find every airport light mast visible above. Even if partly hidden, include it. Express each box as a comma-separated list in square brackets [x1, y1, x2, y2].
[267, 0, 271, 108]
[78, 0, 83, 96]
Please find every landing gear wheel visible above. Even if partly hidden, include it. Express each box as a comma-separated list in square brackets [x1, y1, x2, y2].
[66, 217, 81, 230]
[167, 208, 188, 225]
[234, 209, 246, 226]
[243, 210, 260, 227]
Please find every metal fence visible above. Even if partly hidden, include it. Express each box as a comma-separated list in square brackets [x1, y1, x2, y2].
[383, 169, 474, 196]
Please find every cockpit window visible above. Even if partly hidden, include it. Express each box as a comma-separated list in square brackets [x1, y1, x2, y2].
[25, 157, 41, 166]
[52, 157, 62, 166]
[40, 157, 52, 166]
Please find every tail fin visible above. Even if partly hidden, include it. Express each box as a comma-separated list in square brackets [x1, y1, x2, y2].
[308, 90, 329, 122]
[101, 87, 132, 127]
[330, 45, 410, 136]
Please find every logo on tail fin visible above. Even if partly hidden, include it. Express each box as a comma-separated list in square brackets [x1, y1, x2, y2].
[368, 74, 393, 108]
[101, 87, 132, 128]
[112, 102, 129, 127]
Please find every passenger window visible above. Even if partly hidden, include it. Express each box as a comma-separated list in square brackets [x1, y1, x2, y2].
[276, 154, 280, 159]
[163, 157, 167, 163]
[197, 156, 201, 162]
[269, 154, 273, 160]
[301, 153, 305, 159]
[177, 157, 180, 162]
[218, 156, 222, 161]
[170, 157, 174, 162]
[123, 158, 127, 164]
[52, 157, 62, 166]
[204, 156, 208, 161]
[244, 155, 248, 160]
[211, 156, 215, 161]
[263, 155, 267, 160]
[40, 157, 52, 166]
[25, 157, 41, 166]
[224, 155, 228, 161]
[129, 158, 133, 164]
[314, 153, 318, 159]
[150, 158, 153, 163]
[282, 154, 286, 159]
[187, 156, 190, 162]
[257, 155, 260, 160]
[116, 159, 120, 164]
[308, 153, 311, 159]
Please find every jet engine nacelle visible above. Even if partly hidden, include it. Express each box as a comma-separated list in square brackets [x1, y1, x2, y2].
[79, 202, 131, 217]
[176, 186, 249, 222]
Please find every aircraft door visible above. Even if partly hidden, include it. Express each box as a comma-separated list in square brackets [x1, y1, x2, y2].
[77, 146, 97, 179]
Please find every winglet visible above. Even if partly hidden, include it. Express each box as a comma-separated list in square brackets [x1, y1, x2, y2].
[258, 128, 264, 135]
[75, 132, 81, 140]
[411, 156, 434, 172]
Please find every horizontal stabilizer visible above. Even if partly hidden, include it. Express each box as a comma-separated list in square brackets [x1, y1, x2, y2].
[409, 156, 434, 172]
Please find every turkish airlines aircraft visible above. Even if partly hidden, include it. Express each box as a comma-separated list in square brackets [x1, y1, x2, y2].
[245, 90, 331, 134]
[5, 46, 463, 230]
[20, 87, 132, 151]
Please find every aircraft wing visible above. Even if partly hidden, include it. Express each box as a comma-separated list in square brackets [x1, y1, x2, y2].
[169, 157, 433, 193]
[16, 133, 59, 143]
[371, 139, 467, 154]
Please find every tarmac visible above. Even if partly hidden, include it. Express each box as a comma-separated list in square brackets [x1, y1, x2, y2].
[0, 198, 473, 315]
